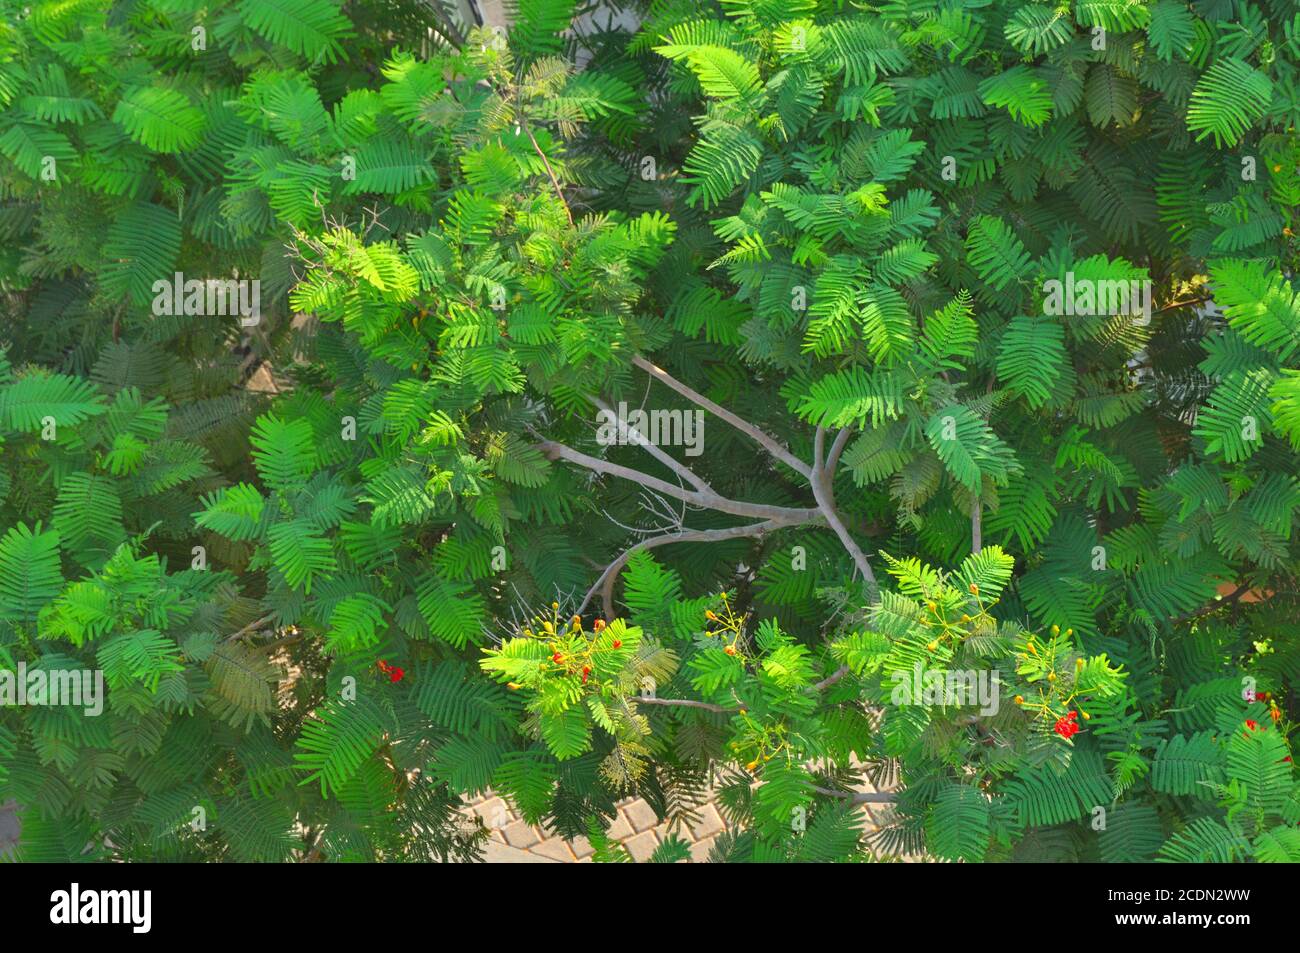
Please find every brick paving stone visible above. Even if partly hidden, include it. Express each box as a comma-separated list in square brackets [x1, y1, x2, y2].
[688, 804, 724, 839]
[502, 820, 542, 849]
[623, 799, 659, 833]
[530, 838, 577, 862]
[481, 840, 559, 863]
[461, 779, 913, 863]
[469, 797, 512, 830]
[651, 820, 680, 844]
[689, 835, 716, 863]
[605, 813, 634, 841]
[623, 829, 660, 862]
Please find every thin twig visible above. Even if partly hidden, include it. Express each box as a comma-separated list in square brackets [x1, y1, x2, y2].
[811, 665, 851, 692]
[631, 356, 811, 478]
[523, 123, 574, 226]
[224, 614, 275, 643]
[810, 784, 896, 804]
[537, 440, 818, 523]
[633, 697, 736, 714]
[579, 518, 814, 618]
[586, 394, 713, 494]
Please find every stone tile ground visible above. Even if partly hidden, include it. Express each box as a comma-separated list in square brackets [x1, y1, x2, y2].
[461, 782, 914, 863]
[0, 792, 914, 863]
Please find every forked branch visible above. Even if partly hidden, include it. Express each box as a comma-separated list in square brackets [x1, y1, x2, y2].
[541, 358, 881, 617]
[577, 517, 816, 617]
[631, 355, 812, 478]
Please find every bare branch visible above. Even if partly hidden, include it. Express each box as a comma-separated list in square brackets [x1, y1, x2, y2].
[811, 665, 851, 692]
[578, 518, 812, 617]
[537, 440, 819, 523]
[812, 427, 879, 599]
[632, 696, 736, 714]
[586, 394, 714, 494]
[826, 427, 853, 477]
[523, 123, 574, 227]
[631, 355, 812, 478]
[971, 498, 982, 555]
[810, 784, 896, 804]
[225, 614, 275, 643]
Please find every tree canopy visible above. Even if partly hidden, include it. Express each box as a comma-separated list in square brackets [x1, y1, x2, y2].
[1, 0, 1299, 863]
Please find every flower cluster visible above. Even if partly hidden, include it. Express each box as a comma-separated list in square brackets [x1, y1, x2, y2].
[1054, 710, 1080, 739]
[703, 592, 746, 657]
[504, 602, 626, 692]
[917, 581, 993, 653]
[377, 660, 405, 683]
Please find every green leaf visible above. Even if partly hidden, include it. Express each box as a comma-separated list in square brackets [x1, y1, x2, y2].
[112, 87, 206, 153]
[0, 523, 63, 628]
[1186, 57, 1272, 147]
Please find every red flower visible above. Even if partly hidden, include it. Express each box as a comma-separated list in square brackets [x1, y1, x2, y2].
[552, 652, 563, 664]
[1283, 756, 1292, 763]
[1246, 719, 1259, 731]
[1055, 712, 1080, 739]
[389, 667, 405, 683]
[377, 660, 391, 672]
[582, 666, 591, 684]
[592, 619, 606, 633]
[612, 640, 622, 649]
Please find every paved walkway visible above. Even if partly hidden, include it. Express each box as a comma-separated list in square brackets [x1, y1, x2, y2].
[462, 782, 909, 863]
[0, 792, 911, 863]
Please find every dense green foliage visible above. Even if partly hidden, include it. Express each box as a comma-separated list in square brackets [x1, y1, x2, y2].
[2, 0, 1300, 863]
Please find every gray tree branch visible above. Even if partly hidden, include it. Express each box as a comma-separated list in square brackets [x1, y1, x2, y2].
[631, 355, 812, 479]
